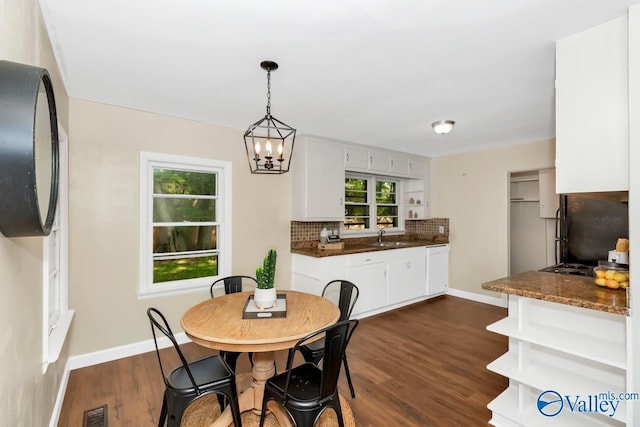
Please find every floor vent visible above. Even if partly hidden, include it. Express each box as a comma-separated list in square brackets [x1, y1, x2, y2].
[83, 404, 108, 427]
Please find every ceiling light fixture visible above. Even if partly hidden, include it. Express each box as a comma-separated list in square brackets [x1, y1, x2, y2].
[243, 60, 296, 174]
[432, 120, 455, 135]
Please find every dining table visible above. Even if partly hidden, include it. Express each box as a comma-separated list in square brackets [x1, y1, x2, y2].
[181, 289, 353, 427]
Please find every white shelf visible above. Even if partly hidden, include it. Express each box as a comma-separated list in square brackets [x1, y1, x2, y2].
[488, 351, 626, 424]
[488, 386, 624, 427]
[487, 317, 626, 369]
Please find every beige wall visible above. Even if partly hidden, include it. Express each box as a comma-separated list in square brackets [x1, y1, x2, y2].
[0, 0, 70, 426]
[67, 99, 291, 355]
[431, 139, 555, 297]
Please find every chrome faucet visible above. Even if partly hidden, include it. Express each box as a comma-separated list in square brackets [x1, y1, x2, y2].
[377, 228, 386, 244]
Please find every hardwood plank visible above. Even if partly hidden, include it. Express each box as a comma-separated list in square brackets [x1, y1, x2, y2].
[57, 295, 507, 426]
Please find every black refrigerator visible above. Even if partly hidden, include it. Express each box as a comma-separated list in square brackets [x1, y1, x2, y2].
[557, 194, 629, 267]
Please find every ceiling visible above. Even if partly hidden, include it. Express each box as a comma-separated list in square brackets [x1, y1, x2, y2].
[39, 0, 638, 157]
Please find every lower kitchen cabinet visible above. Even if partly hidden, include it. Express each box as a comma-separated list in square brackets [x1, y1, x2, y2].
[347, 255, 388, 316]
[387, 248, 426, 305]
[292, 245, 448, 317]
[486, 296, 629, 426]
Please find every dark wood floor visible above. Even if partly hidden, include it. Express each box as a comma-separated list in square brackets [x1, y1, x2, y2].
[58, 295, 508, 426]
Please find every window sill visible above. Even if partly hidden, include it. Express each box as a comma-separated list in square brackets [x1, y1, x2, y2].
[138, 281, 211, 300]
[43, 309, 74, 373]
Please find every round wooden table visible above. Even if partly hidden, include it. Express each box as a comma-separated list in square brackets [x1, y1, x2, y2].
[182, 290, 343, 427]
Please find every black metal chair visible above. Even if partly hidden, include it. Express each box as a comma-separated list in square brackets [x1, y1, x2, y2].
[259, 319, 359, 427]
[147, 307, 242, 427]
[298, 280, 359, 398]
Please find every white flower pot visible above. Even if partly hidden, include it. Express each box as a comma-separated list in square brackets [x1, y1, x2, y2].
[254, 287, 277, 309]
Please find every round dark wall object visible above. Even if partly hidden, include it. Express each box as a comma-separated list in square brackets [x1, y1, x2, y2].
[0, 60, 59, 237]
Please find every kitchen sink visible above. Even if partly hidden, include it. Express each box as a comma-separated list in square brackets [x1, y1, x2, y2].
[369, 241, 411, 247]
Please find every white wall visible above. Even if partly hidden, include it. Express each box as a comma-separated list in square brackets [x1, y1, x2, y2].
[430, 138, 555, 296]
[0, 0, 70, 426]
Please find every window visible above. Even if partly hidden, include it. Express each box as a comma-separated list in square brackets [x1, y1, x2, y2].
[344, 173, 400, 232]
[139, 152, 232, 298]
[43, 124, 73, 373]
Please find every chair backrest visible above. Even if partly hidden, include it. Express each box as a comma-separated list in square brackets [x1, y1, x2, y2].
[322, 280, 359, 321]
[210, 275, 258, 298]
[147, 307, 200, 392]
[287, 319, 359, 401]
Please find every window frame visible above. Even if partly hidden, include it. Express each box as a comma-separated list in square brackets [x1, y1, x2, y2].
[343, 172, 403, 235]
[42, 124, 73, 373]
[138, 152, 232, 298]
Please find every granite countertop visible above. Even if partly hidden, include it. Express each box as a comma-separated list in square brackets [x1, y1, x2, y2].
[291, 234, 449, 258]
[482, 271, 629, 316]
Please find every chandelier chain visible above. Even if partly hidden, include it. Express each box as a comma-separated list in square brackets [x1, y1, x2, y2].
[266, 69, 271, 116]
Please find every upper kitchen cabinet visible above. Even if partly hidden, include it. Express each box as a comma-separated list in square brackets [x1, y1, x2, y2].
[555, 15, 629, 193]
[407, 155, 427, 178]
[291, 135, 344, 221]
[344, 145, 369, 170]
[343, 142, 429, 178]
[389, 152, 410, 175]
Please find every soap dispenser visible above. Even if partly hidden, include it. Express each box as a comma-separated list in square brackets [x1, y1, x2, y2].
[319, 225, 329, 243]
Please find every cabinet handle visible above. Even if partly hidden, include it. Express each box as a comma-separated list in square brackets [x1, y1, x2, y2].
[346, 153, 350, 162]
[369, 155, 373, 165]
[406, 261, 411, 269]
[339, 197, 343, 206]
[391, 160, 394, 168]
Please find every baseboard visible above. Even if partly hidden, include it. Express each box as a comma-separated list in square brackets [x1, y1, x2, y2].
[48, 360, 71, 427]
[67, 332, 190, 371]
[446, 288, 508, 307]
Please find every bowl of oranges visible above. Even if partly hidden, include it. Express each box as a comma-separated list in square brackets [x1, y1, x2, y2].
[594, 261, 629, 290]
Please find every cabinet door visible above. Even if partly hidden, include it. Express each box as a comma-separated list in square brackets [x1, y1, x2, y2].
[555, 16, 629, 193]
[408, 155, 427, 178]
[292, 138, 344, 220]
[387, 249, 426, 304]
[344, 146, 369, 170]
[368, 149, 390, 173]
[538, 168, 558, 218]
[348, 262, 387, 316]
[426, 245, 449, 295]
[388, 152, 409, 176]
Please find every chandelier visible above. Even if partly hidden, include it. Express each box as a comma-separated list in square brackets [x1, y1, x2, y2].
[243, 61, 296, 174]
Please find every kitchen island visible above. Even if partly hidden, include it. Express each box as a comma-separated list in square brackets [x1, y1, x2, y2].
[482, 271, 631, 426]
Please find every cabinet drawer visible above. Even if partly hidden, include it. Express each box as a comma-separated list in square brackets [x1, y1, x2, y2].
[347, 251, 388, 267]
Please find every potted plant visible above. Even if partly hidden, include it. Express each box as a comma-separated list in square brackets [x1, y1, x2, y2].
[254, 249, 278, 309]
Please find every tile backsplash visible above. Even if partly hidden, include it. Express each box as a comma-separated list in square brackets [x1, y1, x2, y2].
[291, 218, 449, 242]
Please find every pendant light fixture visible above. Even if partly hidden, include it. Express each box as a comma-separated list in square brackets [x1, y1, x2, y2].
[243, 61, 296, 174]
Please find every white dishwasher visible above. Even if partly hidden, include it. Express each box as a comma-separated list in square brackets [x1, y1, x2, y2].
[426, 244, 449, 295]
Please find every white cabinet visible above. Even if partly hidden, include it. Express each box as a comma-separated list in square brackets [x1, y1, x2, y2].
[347, 253, 388, 316]
[426, 245, 449, 295]
[387, 247, 426, 305]
[486, 296, 629, 426]
[291, 136, 344, 221]
[389, 152, 410, 176]
[292, 245, 444, 317]
[344, 145, 369, 170]
[343, 143, 429, 179]
[555, 16, 629, 193]
[367, 149, 390, 173]
[291, 254, 348, 295]
[408, 155, 427, 178]
[538, 168, 558, 218]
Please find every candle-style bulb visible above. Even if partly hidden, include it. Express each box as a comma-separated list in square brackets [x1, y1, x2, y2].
[265, 140, 272, 156]
[254, 141, 261, 155]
